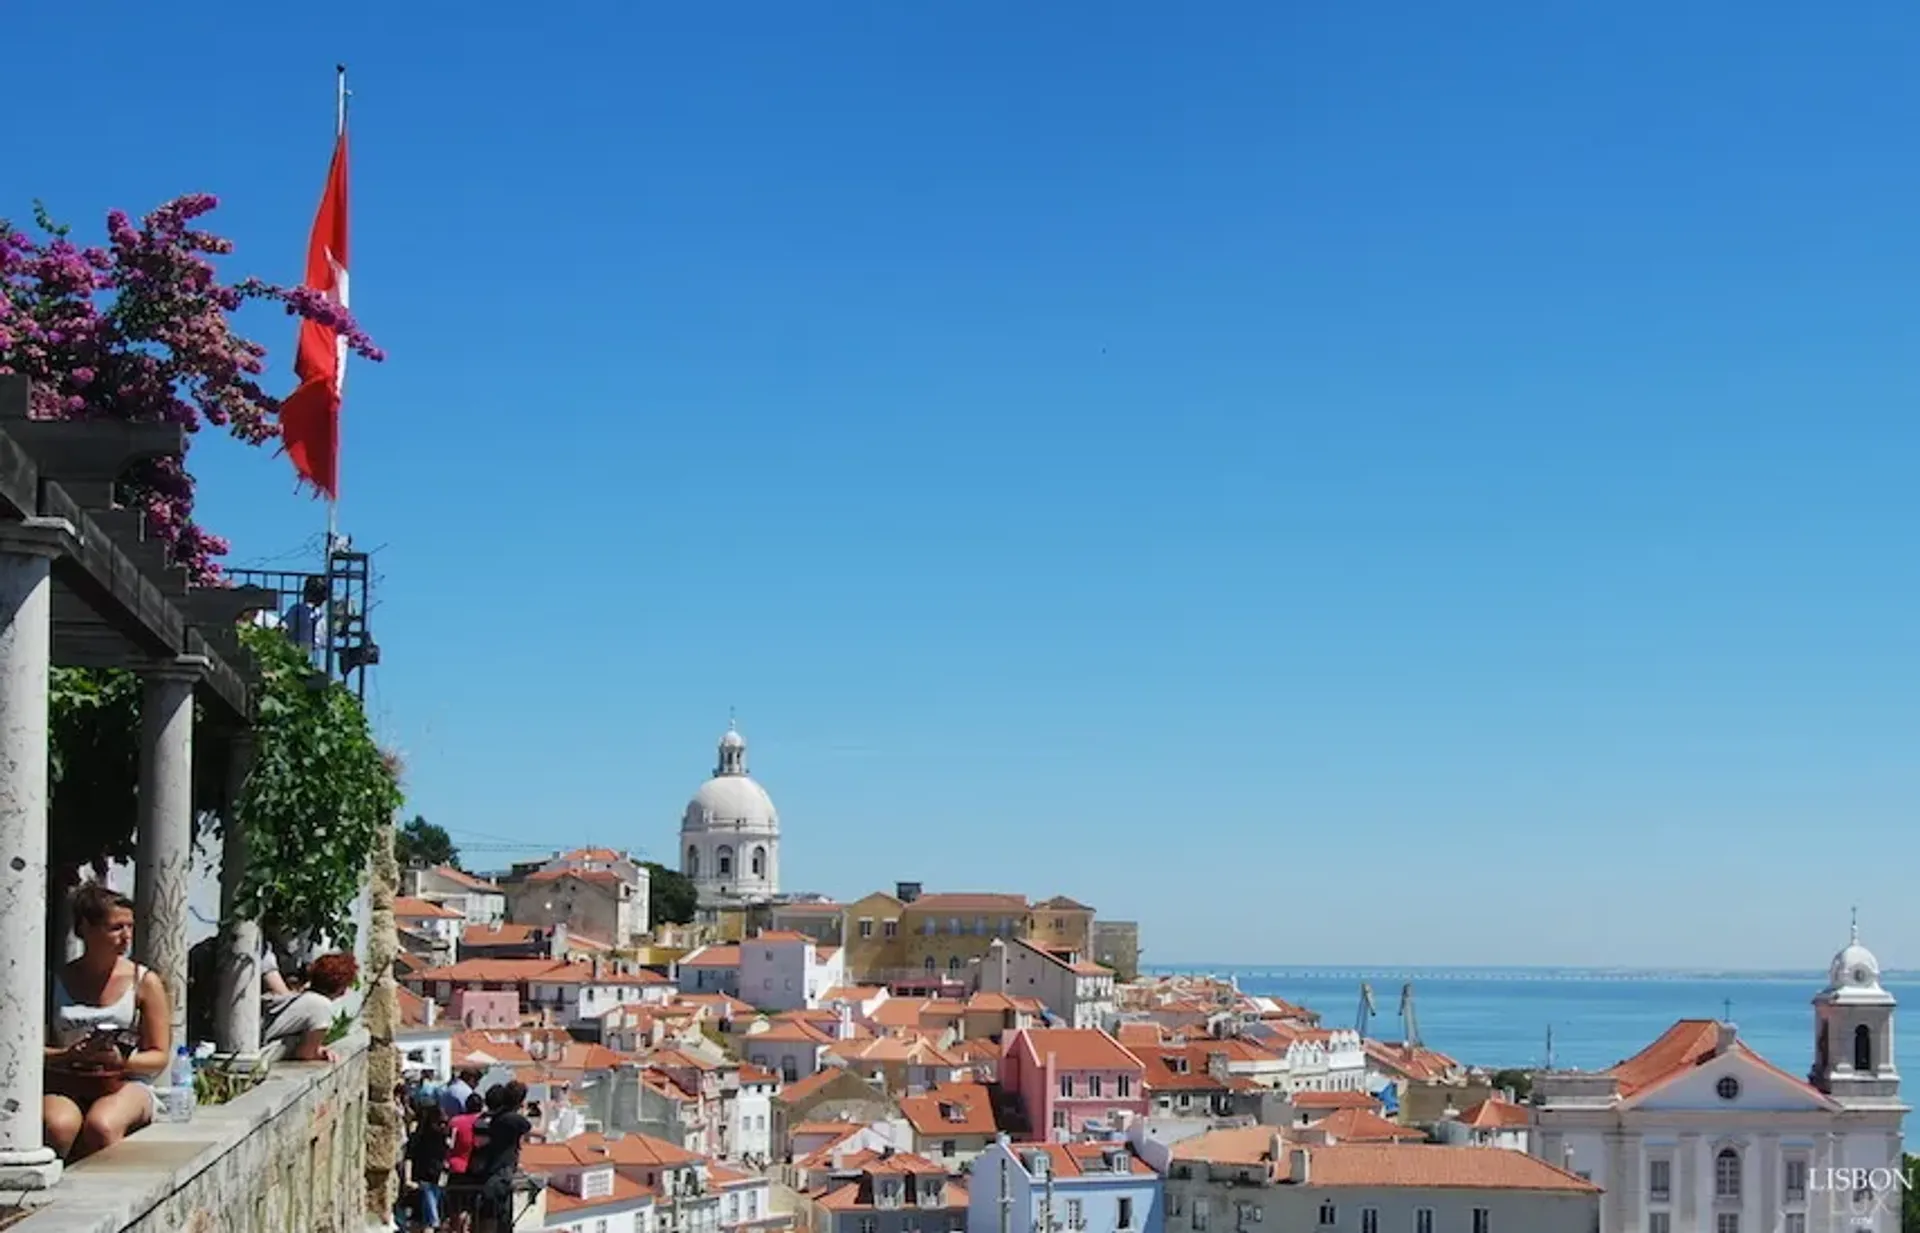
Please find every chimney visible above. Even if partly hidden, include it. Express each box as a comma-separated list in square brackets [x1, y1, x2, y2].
[424, 997, 439, 1028]
[839, 1003, 855, 1041]
[1289, 1147, 1310, 1185]
[1269, 1132, 1287, 1171]
[592, 956, 603, 982]
[1715, 1021, 1738, 1056]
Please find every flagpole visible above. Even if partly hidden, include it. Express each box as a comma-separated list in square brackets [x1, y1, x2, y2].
[326, 62, 348, 557]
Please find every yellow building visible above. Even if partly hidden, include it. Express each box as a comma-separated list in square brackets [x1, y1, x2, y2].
[837, 885, 1101, 985]
[1027, 895, 1096, 953]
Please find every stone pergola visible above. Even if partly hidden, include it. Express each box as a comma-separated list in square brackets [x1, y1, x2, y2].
[0, 374, 273, 1191]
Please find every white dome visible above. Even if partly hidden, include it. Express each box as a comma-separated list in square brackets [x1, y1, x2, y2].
[684, 775, 778, 831]
[1830, 941, 1882, 991]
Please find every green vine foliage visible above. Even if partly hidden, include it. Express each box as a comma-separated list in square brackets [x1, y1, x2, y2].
[227, 624, 403, 950]
[49, 667, 142, 870]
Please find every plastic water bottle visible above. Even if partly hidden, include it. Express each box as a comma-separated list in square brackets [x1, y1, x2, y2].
[170, 1045, 193, 1088]
[156, 1045, 197, 1122]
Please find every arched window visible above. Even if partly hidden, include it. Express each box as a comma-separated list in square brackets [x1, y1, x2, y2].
[948, 956, 963, 972]
[1855, 1024, 1874, 1072]
[923, 956, 936, 971]
[781, 1058, 798, 1083]
[751, 846, 766, 877]
[686, 846, 700, 877]
[717, 845, 734, 876]
[1714, 1148, 1741, 1199]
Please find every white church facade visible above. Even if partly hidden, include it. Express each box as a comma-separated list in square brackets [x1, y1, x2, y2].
[679, 721, 781, 909]
[1531, 921, 1905, 1233]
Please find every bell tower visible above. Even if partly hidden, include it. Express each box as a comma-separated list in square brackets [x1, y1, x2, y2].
[1811, 910, 1900, 1105]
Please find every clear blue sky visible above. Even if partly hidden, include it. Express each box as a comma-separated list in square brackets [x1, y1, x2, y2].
[10, 2, 1918, 969]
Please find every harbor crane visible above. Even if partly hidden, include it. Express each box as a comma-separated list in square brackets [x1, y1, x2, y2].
[1355, 981, 1377, 1035]
[1399, 982, 1423, 1049]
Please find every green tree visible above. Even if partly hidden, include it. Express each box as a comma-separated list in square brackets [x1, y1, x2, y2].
[1489, 1069, 1533, 1101]
[1903, 1154, 1920, 1233]
[644, 862, 698, 927]
[395, 815, 459, 870]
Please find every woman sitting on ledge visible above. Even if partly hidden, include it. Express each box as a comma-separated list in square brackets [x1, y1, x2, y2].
[42, 884, 171, 1162]
[262, 951, 358, 1062]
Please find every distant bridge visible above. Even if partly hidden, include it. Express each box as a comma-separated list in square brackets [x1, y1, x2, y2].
[1144, 967, 1858, 985]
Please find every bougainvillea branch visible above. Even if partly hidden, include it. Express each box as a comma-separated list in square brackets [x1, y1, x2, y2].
[0, 194, 383, 581]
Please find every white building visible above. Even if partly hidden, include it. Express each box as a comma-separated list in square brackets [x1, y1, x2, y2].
[1531, 922, 1906, 1233]
[678, 945, 743, 997]
[730, 1065, 777, 1164]
[402, 864, 507, 927]
[980, 936, 1118, 1030]
[680, 722, 781, 909]
[1241, 1021, 1369, 1094]
[739, 930, 848, 1012]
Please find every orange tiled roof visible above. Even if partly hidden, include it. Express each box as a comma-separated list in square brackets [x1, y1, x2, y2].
[823, 986, 888, 1003]
[681, 945, 742, 968]
[526, 867, 626, 887]
[1457, 1097, 1531, 1129]
[1285, 1144, 1598, 1191]
[905, 892, 1029, 912]
[429, 865, 501, 892]
[1607, 1019, 1827, 1103]
[544, 1173, 656, 1215]
[521, 1130, 700, 1170]
[898, 1082, 997, 1136]
[394, 896, 463, 919]
[1170, 1126, 1281, 1168]
[754, 930, 813, 942]
[1016, 1142, 1153, 1177]
[1314, 1108, 1425, 1143]
[777, 1068, 852, 1104]
[559, 847, 625, 863]
[459, 925, 541, 947]
[1008, 1028, 1142, 1072]
[1032, 895, 1094, 912]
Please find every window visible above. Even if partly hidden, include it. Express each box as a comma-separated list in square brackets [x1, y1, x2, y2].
[1116, 1075, 1131, 1098]
[1060, 1075, 1074, 1097]
[781, 1058, 798, 1082]
[859, 918, 873, 939]
[1648, 1159, 1672, 1201]
[1415, 1211, 1433, 1233]
[687, 846, 700, 876]
[1784, 1158, 1807, 1201]
[728, 1196, 740, 1219]
[1089, 1076, 1103, 1097]
[949, 918, 961, 934]
[1783, 1215, 1806, 1233]
[1715, 1216, 1740, 1233]
[860, 1220, 877, 1233]
[1066, 1199, 1083, 1229]
[1316, 1203, 1335, 1226]
[751, 845, 766, 877]
[595, 1221, 608, 1233]
[924, 956, 936, 971]
[1716, 1075, 1741, 1101]
[1118, 1197, 1134, 1229]
[941, 1140, 956, 1157]
[1192, 1199, 1209, 1231]
[949, 956, 962, 971]
[1855, 1024, 1874, 1072]
[1715, 1148, 1742, 1200]
[1648, 1217, 1670, 1233]
[1359, 1211, 1377, 1233]
[1053, 1110, 1067, 1129]
[717, 845, 734, 876]
[1471, 1210, 1489, 1233]
[884, 919, 897, 937]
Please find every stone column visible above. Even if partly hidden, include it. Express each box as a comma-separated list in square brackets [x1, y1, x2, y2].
[133, 655, 205, 1052]
[0, 518, 71, 1191]
[214, 732, 260, 1060]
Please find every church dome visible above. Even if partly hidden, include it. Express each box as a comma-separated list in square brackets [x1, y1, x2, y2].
[681, 722, 779, 833]
[685, 775, 778, 830]
[1819, 913, 1892, 1005]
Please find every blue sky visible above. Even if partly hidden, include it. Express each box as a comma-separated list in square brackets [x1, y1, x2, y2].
[9, 2, 1918, 969]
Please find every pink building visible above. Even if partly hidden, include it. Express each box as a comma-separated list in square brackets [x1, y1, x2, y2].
[1000, 1027, 1149, 1141]
[451, 989, 519, 1028]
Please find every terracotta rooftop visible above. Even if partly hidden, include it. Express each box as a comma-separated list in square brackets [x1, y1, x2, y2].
[1456, 1097, 1531, 1129]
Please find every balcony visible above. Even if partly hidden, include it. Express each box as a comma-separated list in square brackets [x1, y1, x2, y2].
[9, 1034, 369, 1233]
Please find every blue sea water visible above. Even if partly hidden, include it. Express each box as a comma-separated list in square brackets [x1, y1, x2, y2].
[1156, 966, 1920, 1082]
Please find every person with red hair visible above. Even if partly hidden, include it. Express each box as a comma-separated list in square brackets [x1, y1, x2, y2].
[263, 952, 358, 1062]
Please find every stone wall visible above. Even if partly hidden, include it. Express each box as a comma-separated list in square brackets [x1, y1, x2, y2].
[18, 1033, 369, 1233]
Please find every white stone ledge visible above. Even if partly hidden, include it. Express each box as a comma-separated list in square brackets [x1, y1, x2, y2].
[8, 1030, 370, 1233]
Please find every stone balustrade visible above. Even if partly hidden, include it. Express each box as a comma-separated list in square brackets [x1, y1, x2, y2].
[6, 1033, 370, 1233]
